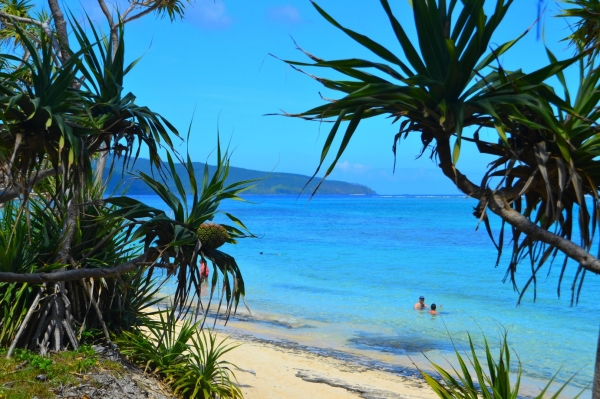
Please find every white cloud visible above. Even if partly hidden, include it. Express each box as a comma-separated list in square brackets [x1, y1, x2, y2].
[187, 0, 232, 30]
[336, 161, 370, 173]
[266, 4, 302, 25]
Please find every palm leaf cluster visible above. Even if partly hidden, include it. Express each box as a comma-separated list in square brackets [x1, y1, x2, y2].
[0, 2, 255, 364]
[0, 0, 39, 52]
[105, 140, 256, 325]
[283, 0, 600, 302]
[118, 311, 242, 398]
[560, 0, 600, 53]
[0, 15, 177, 204]
[0, 181, 141, 348]
[420, 332, 583, 398]
[0, 198, 59, 347]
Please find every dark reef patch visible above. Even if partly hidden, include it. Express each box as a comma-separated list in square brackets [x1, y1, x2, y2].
[348, 332, 453, 354]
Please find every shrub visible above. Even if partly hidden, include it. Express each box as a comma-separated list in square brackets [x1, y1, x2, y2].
[117, 310, 242, 398]
[165, 330, 242, 398]
[419, 332, 585, 399]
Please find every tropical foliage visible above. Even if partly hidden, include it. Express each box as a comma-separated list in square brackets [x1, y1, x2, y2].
[0, 0, 252, 396]
[560, 0, 600, 53]
[419, 332, 584, 399]
[281, 0, 600, 303]
[118, 310, 242, 398]
[280, 0, 600, 395]
[104, 139, 255, 326]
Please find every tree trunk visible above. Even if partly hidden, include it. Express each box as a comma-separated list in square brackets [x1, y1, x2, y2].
[594, 326, 600, 399]
[110, 27, 119, 59]
[93, 145, 109, 187]
[46, 0, 70, 63]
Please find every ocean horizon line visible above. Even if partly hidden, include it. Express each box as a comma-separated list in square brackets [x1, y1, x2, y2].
[126, 193, 470, 197]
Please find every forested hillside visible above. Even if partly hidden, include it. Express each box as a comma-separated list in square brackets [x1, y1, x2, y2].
[105, 157, 376, 195]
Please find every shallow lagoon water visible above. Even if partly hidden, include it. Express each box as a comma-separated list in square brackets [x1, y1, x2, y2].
[138, 194, 597, 396]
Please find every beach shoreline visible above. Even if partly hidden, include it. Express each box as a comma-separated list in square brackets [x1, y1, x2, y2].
[213, 321, 591, 399]
[151, 303, 440, 398]
[154, 195, 596, 396]
[212, 328, 439, 399]
[155, 297, 592, 399]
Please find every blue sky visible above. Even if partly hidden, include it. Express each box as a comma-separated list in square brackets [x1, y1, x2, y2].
[36, 0, 577, 194]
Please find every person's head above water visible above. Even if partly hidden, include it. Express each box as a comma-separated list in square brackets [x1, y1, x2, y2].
[431, 303, 437, 310]
[419, 296, 425, 302]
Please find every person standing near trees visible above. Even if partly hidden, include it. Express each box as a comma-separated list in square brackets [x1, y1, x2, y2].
[200, 260, 209, 283]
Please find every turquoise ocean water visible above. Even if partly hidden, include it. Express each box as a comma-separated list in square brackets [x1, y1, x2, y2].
[139, 194, 596, 396]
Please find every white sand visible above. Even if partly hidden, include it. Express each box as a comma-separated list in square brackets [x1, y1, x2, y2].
[216, 331, 439, 399]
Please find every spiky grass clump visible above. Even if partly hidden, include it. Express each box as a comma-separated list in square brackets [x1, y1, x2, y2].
[420, 332, 584, 399]
[117, 311, 242, 399]
[196, 223, 229, 251]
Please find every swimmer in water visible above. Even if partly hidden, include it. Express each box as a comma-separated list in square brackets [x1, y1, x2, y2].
[414, 296, 428, 310]
[429, 303, 442, 315]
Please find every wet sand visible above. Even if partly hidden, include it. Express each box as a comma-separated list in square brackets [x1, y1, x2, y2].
[215, 330, 439, 399]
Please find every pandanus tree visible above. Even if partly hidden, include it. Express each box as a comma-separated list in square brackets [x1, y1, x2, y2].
[0, 0, 253, 356]
[279, 0, 600, 396]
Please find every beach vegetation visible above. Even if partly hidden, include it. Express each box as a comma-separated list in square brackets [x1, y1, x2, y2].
[0, 344, 121, 399]
[0, 0, 250, 397]
[419, 332, 584, 399]
[280, 0, 600, 395]
[280, 0, 600, 304]
[118, 309, 242, 398]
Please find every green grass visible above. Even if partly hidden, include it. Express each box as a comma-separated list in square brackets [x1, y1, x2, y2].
[0, 346, 123, 399]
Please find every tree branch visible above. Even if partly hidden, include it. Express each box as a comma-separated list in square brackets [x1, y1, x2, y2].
[0, 11, 61, 58]
[96, 0, 119, 59]
[0, 167, 61, 204]
[434, 133, 485, 199]
[55, 192, 79, 264]
[0, 250, 159, 283]
[121, 0, 153, 21]
[486, 194, 600, 274]
[47, 0, 70, 62]
[96, 0, 114, 27]
[120, 1, 140, 21]
[122, 2, 162, 24]
[434, 135, 600, 275]
[0, 11, 43, 26]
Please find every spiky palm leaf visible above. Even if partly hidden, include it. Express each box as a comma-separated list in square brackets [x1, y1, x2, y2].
[70, 14, 178, 177]
[0, 17, 179, 207]
[0, 0, 36, 51]
[281, 0, 600, 300]
[560, 0, 600, 52]
[0, 25, 89, 199]
[104, 137, 257, 325]
[420, 332, 584, 398]
[279, 0, 543, 181]
[0, 181, 72, 347]
[476, 50, 600, 304]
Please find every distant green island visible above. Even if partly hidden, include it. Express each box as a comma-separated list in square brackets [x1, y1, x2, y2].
[104, 157, 376, 195]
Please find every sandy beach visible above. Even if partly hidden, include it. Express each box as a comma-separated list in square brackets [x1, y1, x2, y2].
[214, 330, 439, 399]
[148, 305, 442, 399]
[149, 300, 592, 399]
